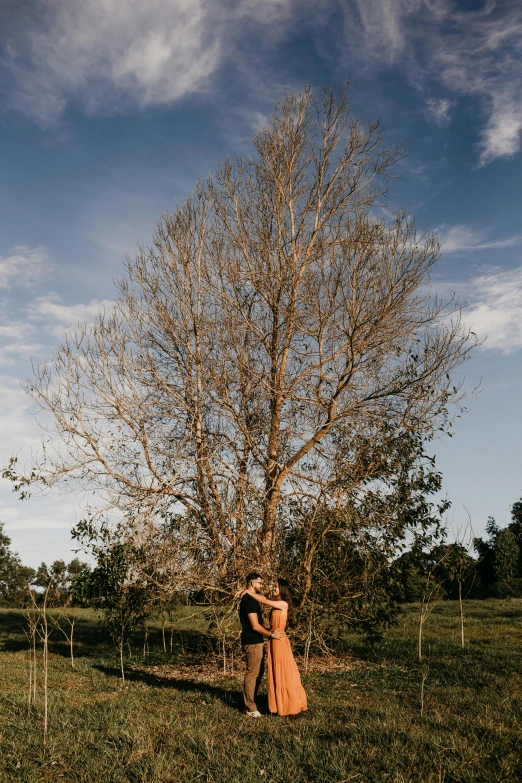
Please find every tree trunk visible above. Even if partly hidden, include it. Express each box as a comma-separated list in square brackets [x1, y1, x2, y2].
[458, 581, 465, 648]
[70, 622, 75, 669]
[418, 602, 424, 662]
[119, 639, 125, 684]
[42, 597, 49, 752]
[261, 488, 279, 575]
[33, 627, 37, 703]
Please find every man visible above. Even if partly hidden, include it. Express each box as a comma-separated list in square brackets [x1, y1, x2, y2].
[238, 572, 283, 717]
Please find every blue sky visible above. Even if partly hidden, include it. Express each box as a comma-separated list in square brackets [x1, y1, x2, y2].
[1, 0, 521, 567]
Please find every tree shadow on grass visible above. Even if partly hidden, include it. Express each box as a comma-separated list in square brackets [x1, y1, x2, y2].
[0, 611, 108, 655]
[0, 611, 215, 667]
[93, 664, 253, 713]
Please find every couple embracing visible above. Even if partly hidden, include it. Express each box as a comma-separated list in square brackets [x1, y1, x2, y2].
[237, 572, 307, 718]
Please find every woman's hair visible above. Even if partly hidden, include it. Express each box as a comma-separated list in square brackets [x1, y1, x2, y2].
[277, 578, 295, 627]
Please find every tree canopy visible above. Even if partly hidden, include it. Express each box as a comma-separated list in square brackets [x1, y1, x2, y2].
[4, 85, 476, 594]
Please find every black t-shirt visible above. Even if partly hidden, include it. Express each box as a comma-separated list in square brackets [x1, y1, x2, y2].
[239, 593, 265, 644]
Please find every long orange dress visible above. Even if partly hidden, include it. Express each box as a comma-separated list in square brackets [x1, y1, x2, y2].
[267, 608, 307, 716]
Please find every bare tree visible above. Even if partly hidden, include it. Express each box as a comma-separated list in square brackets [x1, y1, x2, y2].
[6, 85, 476, 588]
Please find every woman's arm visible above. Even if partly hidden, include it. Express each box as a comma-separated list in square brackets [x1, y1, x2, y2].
[249, 593, 288, 611]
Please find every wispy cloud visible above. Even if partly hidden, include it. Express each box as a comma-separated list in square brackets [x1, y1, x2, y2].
[437, 225, 522, 254]
[0, 0, 292, 126]
[4, 0, 522, 167]
[352, 0, 424, 63]
[425, 97, 453, 126]
[330, 1, 522, 166]
[0, 291, 114, 371]
[0, 246, 47, 289]
[0, 376, 40, 449]
[432, 6, 522, 167]
[459, 265, 522, 355]
[27, 294, 114, 338]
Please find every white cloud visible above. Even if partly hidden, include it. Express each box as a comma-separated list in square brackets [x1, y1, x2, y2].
[0, 291, 114, 371]
[478, 92, 522, 167]
[459, 265, 522, 354]
[0, 314, 47, 367]
[0, 321, 34, 344]
[1, 0, 292, 125]
[3, 0, 219, 123]
[0, 376, 40, 450]
[27, 294, 115, 338]
[437, 225, 522, 254]
[0, 246, 47, 289]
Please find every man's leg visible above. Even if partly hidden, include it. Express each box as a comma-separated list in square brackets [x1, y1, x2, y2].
[242, 643, 264, 713]
[254, 644, 265, 705]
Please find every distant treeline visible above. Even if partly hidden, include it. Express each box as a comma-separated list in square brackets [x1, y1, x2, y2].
[394, 503, 522, 602]
[2, 497, 522, 610]
[0, 524, 90, 608]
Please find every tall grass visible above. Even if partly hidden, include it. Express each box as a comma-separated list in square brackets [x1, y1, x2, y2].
[1, 600, 521, 782]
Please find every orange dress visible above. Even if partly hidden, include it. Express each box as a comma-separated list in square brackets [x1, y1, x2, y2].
[267, 608, 307, 716]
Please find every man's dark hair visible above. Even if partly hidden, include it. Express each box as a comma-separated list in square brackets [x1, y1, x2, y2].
[245, 571, 262, 586]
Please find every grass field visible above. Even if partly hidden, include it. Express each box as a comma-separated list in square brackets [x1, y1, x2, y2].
[1, 600, 521, 783]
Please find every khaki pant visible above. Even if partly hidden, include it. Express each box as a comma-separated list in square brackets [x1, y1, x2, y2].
[242, 643, 265, 712]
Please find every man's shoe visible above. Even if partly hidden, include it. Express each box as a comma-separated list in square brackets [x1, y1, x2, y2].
[245, 710, 262, 718]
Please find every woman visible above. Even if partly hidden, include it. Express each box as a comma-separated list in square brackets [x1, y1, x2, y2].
[243, 578, 307, 717]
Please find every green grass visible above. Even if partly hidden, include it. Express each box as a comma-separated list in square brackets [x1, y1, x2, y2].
[1, 600, 521, 783]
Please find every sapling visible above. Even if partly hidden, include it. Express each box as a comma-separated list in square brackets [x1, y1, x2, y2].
[50, 600, 79, 668]
[454, 516, 476, 649]
[40, 584, 51, 751]
[418, 550, 449, 662]
[23, 604, 38, 710]
[25, 582, 52, 749]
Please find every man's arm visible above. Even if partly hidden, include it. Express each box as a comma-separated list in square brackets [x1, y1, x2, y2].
[247, 613, 284, 639]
